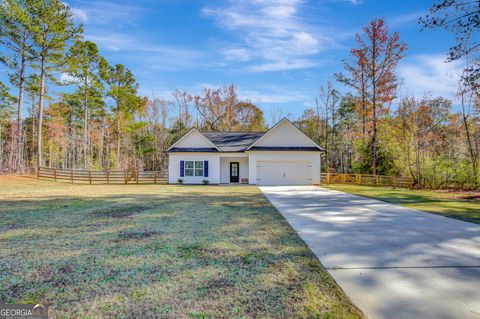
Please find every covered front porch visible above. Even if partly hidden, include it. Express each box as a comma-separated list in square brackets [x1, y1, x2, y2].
[219, 153, 249, 184]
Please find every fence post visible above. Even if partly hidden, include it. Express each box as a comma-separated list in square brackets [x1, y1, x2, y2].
[136, 171, 139, 184]
[154, 171, 157, 184]
[358, 174, 362, 185]
[326, 173, 331, 184]
[89, 171, 92, 185]
[107, 171, 110, 184]
[376, 175, 379, 187]
[71, 169, 73, 183]
[37, 167, 40, 179]
[124, 171, 127, 184]
[54, 168, 57, 181]
[341, 174, 346, 184]
[392, 176, 396, 189]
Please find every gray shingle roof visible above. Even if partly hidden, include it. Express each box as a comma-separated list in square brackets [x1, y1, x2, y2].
[249, 146, 321, 151]
[168, 147, 218, 153]
[200, 132, 265, 152]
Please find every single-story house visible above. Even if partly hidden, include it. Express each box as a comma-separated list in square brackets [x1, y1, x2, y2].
[166, 118, 323, 185]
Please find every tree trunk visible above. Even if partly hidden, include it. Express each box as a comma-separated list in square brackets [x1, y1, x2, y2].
[16, 29, 28, 172]
[116, 111, 121, 169]
[361, 63, 367, 140]
[371, 30, 378, 175]
[99, 118, 105, 169]
[324, 103, 329, 170]
[0, 122, 3, 171]
[31, 94, 36, 167]
[331, 103, 335, 169]
[461, 93, 479, 186]
[372, 101, 377, 175]
[83, 83, 88, 169]
[36, 53, 46, 168]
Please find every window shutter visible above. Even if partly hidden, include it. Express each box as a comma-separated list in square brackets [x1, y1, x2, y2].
[204, 160, 208, 177]
[180, 161, 184, 177]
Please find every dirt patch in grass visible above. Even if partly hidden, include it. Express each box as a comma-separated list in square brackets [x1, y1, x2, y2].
[433, 189, 480, 200]
[89, 204, 152, 218]
[117, 230, 163, 240]
[459, 194, 480, 200]
[177, 243, 204, 258]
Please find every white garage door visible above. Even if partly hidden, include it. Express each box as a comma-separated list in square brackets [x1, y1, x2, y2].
[257, 161, 312, 186]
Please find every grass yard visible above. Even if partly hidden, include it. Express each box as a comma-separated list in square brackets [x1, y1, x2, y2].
[0, 176, 362, 319]
[324, 184, 480, 224]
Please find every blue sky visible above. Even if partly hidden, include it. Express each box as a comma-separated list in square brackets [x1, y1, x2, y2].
[66, 0, 461, 123]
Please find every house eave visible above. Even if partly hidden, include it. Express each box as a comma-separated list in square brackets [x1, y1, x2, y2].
[248, 146, 323, 152]
[167, 147, 218, 153]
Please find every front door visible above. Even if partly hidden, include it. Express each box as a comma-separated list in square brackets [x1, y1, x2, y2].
[230, 162, 239, 183]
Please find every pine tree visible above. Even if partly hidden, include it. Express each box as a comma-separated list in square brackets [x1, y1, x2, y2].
[66, 40, 106, 168]
[30, 0, 82, 167]
[0, 0, 37, 171]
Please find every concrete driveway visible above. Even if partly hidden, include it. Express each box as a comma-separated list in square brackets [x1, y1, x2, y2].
[260, 186, 480, 319]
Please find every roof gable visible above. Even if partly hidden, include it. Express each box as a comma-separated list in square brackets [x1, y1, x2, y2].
[166, 128, 219, 151]
[166, 118, 322, 153]
[201, 132, 264, 152]
[247, 118, 322, 150]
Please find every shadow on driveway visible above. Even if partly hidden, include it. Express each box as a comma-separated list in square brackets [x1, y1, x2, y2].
[260, 186, 480, 319]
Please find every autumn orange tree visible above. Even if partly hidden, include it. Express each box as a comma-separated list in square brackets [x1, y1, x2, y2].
[193, 84, 266, 132]
[337, 19, 407, 174]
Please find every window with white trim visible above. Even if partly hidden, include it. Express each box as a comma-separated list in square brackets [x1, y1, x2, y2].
[185, 161, 194, 176]
[194, 161, 204, 176]
[185, 161, 204, 177]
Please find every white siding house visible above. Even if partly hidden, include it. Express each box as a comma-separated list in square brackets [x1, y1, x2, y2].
[166, 118, 323, 185]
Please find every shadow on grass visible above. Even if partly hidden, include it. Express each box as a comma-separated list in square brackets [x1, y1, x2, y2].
[326, 185, 480, 224]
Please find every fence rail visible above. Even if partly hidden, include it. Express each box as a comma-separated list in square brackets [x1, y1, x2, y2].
[321, 173, 414, 189]
[37, 167, 168, 185]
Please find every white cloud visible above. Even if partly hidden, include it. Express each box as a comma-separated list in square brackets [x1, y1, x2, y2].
[389, 11, 423, 28]
[85, 33, 126, 51]
[324, 0, 363, 4]
[63, 1, 88, 22]
[239, 88, 309, 104]
[220, 47, 253, 62]
[71, 7, 88, 22]
[249, 59, 318, 72]
[85, 32, 202, 54]
[293, 32, 319, 53]
[203, 0, 335, 72]
[59, 73, 76, 84]
[84, 31, 208, 72]
[70, 1, 144, 25]
[398, 54, 462, 100]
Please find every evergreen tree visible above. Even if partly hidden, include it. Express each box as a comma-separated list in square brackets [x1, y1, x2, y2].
[30, 0, 82, 167]
[0, 0, 37, 171]
[66, 40, 106, 168]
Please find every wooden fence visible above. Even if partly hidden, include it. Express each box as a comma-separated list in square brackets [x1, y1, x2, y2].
[321, 173, 414, 189]
[37, 167, 168, 185]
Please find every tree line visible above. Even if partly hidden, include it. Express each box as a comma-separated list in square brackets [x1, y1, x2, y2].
[294, 0, 480, 189]
[1, 0, 479, 189]
[0, 0, 266, 172]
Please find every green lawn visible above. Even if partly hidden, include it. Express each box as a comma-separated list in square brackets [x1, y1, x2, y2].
[0, 176, 362, 319]
[324, 184, 480, 224]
